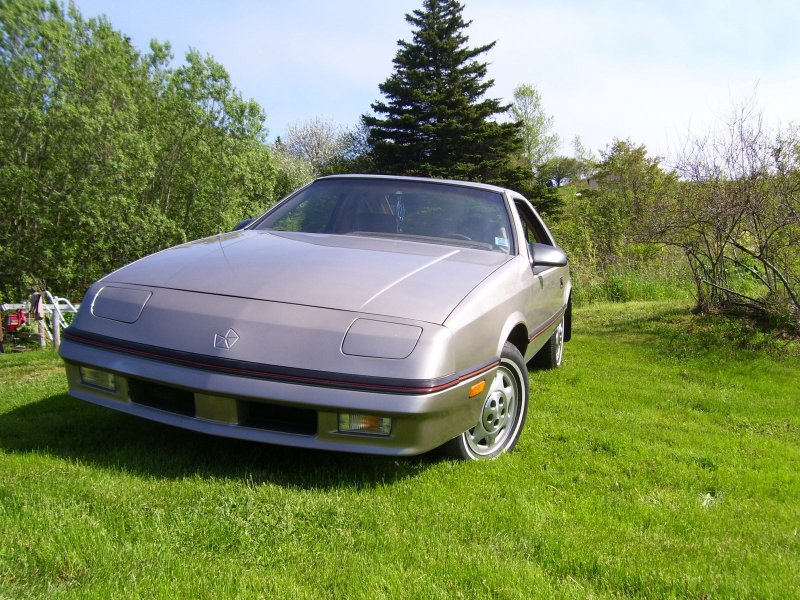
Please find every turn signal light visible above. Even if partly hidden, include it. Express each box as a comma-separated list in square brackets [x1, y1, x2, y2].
[338, 413, 392, 436]
[468, 380, 486, 398]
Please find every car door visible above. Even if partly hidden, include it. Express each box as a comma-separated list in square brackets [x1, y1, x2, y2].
[512, 197, 566, 347]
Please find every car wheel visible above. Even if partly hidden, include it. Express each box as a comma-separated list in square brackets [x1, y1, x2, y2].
[441, 342, 529, 460]
[530, 316, 565, 370]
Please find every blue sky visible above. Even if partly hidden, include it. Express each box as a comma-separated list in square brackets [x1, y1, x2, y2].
[75, 0, 798, 161]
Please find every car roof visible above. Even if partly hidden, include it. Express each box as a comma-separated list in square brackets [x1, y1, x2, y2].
[316, 174, 513, 195]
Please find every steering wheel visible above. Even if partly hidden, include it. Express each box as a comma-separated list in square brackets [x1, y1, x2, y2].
[441, 232, 472, 241]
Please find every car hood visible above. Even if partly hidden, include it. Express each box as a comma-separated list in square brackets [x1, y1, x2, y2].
[102, 230, 511, 324]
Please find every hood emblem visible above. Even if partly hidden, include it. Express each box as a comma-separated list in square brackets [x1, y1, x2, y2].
[214, 328, 240, 350]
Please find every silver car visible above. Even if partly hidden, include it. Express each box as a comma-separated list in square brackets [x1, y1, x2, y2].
[59, 175, 571, 459]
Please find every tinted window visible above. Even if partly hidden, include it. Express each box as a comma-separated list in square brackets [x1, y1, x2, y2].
[256, 178, 514, 253]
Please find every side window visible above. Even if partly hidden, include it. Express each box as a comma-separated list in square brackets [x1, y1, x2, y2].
[521, 213, 537, 245]
[513, 198, 554, 246]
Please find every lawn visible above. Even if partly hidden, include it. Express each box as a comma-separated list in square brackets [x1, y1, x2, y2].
[1, 301, 798, 598]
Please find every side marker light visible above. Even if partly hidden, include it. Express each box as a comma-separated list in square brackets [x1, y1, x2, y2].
[468, 380, 486, 398]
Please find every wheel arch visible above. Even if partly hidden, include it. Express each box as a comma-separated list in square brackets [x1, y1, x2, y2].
[506, 323, 529, 358]
[497, 311, 529, 359]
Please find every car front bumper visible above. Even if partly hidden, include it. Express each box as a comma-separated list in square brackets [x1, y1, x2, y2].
[59, 335, 497, 456]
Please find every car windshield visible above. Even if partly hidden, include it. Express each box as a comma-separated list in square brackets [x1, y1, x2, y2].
[254, 178, 514, 253]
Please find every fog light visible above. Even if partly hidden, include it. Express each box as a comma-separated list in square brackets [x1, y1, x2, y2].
[338, 413, 392, 436]
[79, 366, 117, 392]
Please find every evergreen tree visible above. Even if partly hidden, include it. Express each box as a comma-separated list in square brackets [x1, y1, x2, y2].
[363, 0, 525, 187]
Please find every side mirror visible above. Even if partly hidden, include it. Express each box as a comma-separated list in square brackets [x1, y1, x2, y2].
[529, 242, 568, 267]
[233, 218, 255, 231]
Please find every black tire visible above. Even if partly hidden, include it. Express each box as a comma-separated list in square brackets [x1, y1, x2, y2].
[564, 297, 572, 342]
[529, 315, 565, 370]
[441, 342, 529, 460]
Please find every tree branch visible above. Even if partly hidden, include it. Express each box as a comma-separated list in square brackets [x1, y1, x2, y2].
[727, 237, 800, 310]
[700, 279, 765, 309]
[724, 253, 770, 288]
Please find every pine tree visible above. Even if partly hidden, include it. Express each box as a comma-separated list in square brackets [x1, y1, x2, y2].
[363, 0, 525, 187]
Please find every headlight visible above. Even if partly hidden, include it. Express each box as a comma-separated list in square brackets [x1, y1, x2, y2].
[91, 285, 152, 324]
[341, 319, 422, 359]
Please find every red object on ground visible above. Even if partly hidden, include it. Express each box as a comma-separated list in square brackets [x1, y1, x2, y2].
[5, 309, 26, 333]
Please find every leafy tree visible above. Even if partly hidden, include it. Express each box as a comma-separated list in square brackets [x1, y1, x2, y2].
[363, 0, 525, 187]
[554, 139, 671, 268]
[0, 0, 274, 301]
[0, 0, 157, 298]
[143, 48, 273, 240]
[270, 142, 315, 200]
[523, 175, 563, 219]
[538, 156, 581, 187]
[572, 135, 597, 179]
[549, 139, 678, 305]
[591, 139, 671, 258]
[511, 84, 559, 171]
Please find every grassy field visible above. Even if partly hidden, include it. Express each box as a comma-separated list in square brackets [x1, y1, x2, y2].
[1, 301, 798, 598]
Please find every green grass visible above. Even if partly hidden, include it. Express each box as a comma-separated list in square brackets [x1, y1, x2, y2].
[1, 301, 798, 598]
[570, 265, 694, 306]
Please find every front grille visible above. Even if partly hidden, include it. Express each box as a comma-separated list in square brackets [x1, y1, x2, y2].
[127, 378, 317, 436]
[129, 378, 195, 417]
[239, 400, 317, 435]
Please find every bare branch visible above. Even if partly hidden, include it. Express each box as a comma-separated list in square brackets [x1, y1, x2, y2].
[725, 253, 770, 288]
[700, 279, 766, 308]
[727, 237, 800, 311]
